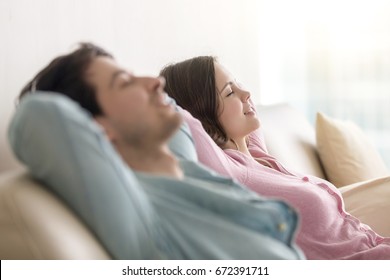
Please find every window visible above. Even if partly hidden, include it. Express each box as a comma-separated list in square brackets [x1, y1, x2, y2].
[258, 0, 390, 167]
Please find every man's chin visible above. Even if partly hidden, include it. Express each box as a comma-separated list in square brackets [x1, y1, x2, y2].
[168, 112, 183, 135]
[159, 111, 182, 141]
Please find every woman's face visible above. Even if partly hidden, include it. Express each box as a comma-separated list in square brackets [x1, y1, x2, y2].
[214, 62, 260, 141]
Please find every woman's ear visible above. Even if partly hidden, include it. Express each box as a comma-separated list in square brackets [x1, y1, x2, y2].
[94, 116, 117, 142]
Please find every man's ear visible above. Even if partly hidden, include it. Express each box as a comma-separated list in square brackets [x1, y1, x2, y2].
[94, 116, 117, 142]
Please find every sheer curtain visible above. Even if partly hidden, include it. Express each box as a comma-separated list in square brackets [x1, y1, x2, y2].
[258, 0, 390, 168]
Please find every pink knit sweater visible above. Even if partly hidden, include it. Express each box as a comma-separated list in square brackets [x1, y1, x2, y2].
[181, 108, 390, 259]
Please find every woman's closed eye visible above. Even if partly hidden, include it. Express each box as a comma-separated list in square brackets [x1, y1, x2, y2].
[226, 90, 235, 97]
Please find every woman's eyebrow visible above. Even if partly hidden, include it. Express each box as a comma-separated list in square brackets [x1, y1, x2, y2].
[219, 81, 233, 93]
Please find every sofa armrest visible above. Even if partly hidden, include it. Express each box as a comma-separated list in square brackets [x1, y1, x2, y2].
[339, 176, 390, 237]
[0, 169, 110, 259]
[256, 103, 326, 179]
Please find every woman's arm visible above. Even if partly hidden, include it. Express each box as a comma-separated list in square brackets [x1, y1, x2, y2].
[179, 108, 248, 181]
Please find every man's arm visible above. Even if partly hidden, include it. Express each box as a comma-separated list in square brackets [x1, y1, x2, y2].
[8, 92, 162, 259]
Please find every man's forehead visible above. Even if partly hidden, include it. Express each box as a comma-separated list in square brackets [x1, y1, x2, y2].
[86, 57, 123, 87]
[88, 57, 119, 75]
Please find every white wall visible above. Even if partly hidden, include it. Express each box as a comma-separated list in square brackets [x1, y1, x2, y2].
[0, 0, 262, 172]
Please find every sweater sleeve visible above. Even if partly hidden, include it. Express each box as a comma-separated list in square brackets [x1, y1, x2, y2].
[180, 108, 248, 182]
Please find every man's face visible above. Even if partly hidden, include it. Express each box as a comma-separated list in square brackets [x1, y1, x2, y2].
[86, 56, 182, 148]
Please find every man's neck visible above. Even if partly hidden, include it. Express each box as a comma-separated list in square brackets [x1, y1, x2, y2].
[117, 143, 184, 179]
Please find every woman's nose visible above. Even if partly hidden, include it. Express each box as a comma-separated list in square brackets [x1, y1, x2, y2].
[241, 90, 251, 102]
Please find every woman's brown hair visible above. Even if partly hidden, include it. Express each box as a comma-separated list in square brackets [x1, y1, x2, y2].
[160, 56, 229, 147]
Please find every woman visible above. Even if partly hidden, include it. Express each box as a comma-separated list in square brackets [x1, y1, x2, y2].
[160, 56, 390, 259]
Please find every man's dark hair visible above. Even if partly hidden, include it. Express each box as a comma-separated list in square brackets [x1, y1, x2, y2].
[160, 56, 229, 147]
[19, 43, 113, 116]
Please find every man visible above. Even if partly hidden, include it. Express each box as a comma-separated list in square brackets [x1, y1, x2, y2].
[10, 43, 303, 259]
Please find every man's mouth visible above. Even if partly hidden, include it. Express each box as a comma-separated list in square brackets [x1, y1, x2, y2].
[162, 92, 173, 106]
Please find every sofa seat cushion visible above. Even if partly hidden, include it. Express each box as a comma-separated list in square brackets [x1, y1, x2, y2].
[340, 176, 390, 237]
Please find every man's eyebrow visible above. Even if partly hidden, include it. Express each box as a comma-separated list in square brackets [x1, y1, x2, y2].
[219, 81, 233, 93]
[109, 70, 127, 88]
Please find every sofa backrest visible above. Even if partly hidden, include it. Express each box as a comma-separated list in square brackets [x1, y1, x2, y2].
[0, 169, 110, 259]
[257, 103, 326, 179]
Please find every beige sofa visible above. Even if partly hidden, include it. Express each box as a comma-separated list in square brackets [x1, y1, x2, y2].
[1, 103, 389, 259]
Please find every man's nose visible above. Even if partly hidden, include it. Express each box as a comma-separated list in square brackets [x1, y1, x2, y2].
[145, 76, 165, 93]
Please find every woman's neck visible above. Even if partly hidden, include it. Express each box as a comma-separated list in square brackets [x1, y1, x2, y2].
[224, 137, 251, 156]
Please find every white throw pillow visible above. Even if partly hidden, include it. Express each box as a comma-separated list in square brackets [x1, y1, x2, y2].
[316, 112, 389, 187]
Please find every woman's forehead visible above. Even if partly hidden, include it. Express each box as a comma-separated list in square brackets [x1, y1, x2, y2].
[214, 63, 234, 92]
